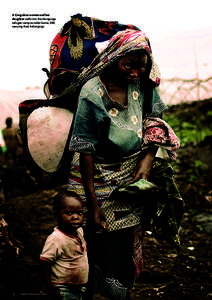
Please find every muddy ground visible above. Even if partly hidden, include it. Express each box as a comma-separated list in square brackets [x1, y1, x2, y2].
[0, 109, 212, 299]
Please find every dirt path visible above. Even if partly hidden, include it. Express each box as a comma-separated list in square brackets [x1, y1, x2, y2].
[0, 142, 212, 299]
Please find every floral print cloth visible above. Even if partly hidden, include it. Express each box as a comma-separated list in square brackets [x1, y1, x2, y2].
[142, 117, 181, 161]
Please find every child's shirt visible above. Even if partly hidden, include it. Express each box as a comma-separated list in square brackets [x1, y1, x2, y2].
[40, 227, 88, 285]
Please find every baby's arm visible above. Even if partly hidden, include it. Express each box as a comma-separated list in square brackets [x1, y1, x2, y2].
[40, 259, 61, 297]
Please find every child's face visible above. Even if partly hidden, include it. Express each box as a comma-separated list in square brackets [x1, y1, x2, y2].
[57, 197, 84, 234]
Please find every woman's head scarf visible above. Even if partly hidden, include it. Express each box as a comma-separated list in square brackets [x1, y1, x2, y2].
[59, 29, 161, 98]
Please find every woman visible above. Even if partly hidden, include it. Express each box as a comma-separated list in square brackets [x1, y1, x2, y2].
[68, 30, 183, 300]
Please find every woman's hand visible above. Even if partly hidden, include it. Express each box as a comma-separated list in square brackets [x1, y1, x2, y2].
[86, 204, 107, 232]
[132, 147, 157, 182]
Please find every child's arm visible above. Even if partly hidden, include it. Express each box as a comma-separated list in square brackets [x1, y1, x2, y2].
[40, 259, 61, 297]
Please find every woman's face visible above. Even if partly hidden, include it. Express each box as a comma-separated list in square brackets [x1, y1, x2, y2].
[116, 54, 148, 84]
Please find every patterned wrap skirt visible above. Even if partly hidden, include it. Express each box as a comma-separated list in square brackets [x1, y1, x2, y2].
[68, 152, 184, 300]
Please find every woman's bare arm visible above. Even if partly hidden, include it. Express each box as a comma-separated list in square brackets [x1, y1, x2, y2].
[132, 146, 158, 181]
[80, 153, 107, 230]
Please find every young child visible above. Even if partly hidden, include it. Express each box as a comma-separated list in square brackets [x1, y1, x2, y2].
[40, 190, 88, 299]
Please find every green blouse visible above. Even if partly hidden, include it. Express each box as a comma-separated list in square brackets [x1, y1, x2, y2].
[69, 76, 165, 162]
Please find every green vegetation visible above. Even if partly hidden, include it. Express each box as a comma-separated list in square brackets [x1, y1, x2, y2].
[163, 99, 212, 186]
[163, 100, 212, 147]
[187, 160, 208, 182]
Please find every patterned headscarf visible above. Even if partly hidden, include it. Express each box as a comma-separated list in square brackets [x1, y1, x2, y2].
[58, 29, 161, 98]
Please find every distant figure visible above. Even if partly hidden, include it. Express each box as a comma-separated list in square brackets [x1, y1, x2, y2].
[2, 117, 22, 166]
[40, 191, 88, 299]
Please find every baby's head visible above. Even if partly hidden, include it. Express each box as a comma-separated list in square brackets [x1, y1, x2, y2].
[53, 190, 84, 234]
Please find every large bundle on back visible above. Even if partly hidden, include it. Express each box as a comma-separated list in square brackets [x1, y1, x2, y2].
[19, 14, 139, 185]
[46, 14, 139, 98]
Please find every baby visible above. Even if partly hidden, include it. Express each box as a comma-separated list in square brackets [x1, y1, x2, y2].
[40, 190, 88, 299]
